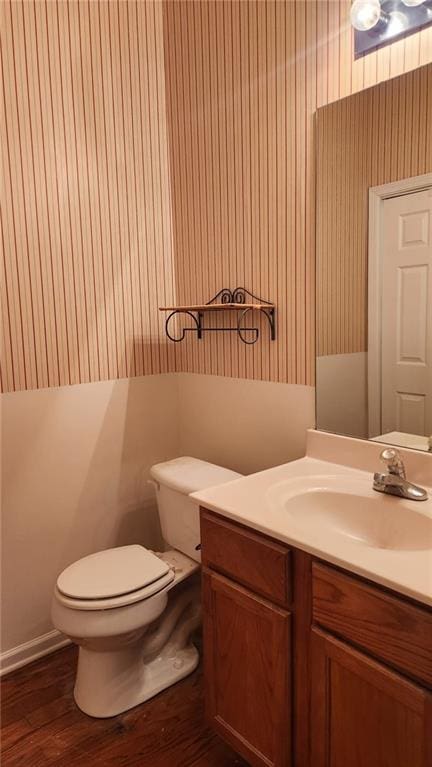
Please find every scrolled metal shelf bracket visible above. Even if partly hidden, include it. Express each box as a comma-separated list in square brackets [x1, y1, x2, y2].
[165, 310, 202, 342]
[237, 305, 276, 345]
[162, 287, 276, 346]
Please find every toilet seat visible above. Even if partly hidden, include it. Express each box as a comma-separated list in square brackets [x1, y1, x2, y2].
[55, 545, 175, 611]
[54, 570, 174, 610]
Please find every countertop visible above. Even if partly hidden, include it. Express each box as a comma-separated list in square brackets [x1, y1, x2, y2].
[192, 456, 432, 607]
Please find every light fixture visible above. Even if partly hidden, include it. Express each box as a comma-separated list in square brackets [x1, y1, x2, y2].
[351, 0, 432, 57]
[350, 0, 387, 30]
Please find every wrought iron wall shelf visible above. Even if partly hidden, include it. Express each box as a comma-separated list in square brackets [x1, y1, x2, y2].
[159, 288, 276, 346]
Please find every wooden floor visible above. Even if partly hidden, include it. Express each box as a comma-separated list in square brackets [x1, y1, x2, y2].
[1, 645, 247, 767]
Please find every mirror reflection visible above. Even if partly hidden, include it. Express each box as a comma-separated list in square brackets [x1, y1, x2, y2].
[316, 63, 432, 452]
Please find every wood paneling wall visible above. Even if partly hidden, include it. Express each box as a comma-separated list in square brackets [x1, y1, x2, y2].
[317, 64, 432, 357]
[1, 0, 176, 393]
[163, 0, 432, 386]
[2, 1, 432, 392]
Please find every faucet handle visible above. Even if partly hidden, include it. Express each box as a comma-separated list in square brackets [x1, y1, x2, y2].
[379, 448, 406, 479]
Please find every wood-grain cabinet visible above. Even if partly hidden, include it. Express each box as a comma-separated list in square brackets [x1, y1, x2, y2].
[200, 508, 432, 767]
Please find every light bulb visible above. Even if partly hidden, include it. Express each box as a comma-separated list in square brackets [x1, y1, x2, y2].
[387, 10, 408, 33]
[401, 0, 424, 6]
[350, 0, 383, 31]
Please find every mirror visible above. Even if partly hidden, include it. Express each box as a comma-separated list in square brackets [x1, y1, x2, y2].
[316, 63, 432, 453]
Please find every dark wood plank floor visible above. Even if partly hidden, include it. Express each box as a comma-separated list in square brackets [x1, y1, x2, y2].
[1, 645, 247, 767]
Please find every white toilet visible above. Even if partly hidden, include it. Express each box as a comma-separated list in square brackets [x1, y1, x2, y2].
[51, 457, 241, 718]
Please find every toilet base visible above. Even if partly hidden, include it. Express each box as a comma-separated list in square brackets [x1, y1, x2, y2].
[73, 582, 201, 718]
[74, 641, 199, 718]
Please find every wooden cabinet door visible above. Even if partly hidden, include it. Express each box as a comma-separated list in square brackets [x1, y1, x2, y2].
[311, 629, 432, 767]
[202, 568, 292, 767]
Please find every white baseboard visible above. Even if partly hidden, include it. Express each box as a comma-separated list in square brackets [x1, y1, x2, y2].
[0, 630, 71, 677]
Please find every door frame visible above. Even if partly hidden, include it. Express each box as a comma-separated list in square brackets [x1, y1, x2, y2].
[367, 173, 432, 438]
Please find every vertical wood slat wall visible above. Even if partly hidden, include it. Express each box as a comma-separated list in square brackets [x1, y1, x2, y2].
[1, 1, 432, 393]
[1, 0, 176, 393]
[164, 0, 432, 386]
[317, 64, 432, 358]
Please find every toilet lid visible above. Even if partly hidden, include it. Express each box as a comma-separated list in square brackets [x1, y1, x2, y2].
[56, 545, 171, 600]
[150, 456, 242, 495]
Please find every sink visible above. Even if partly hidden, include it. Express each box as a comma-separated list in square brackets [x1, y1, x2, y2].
[266, 475, 432, 552]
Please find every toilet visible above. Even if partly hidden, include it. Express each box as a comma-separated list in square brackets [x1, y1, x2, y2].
[51, 457, 241, 718]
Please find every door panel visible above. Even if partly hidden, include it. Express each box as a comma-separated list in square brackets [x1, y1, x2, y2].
[311, 629, 432, 767]
[202, 568, 291, 767]
[397, 265, 428, 364]
[381, 188, 432, 436]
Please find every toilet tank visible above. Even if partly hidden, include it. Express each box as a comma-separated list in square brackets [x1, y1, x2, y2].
[150, 457, 242, 562]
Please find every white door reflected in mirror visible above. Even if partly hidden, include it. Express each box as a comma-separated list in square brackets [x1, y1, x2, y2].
[379, 190, 432, 440]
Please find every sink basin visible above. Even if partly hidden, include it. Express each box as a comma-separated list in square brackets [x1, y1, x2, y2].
[266, 475, 432, 552]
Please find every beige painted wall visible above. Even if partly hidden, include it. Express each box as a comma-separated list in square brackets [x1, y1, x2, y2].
[316, 353, 368, 440]
[1, 375, 179, 653]
[177, 374, 315, 475]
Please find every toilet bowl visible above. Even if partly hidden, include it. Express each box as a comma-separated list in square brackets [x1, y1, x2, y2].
[51, 457, 242, 718]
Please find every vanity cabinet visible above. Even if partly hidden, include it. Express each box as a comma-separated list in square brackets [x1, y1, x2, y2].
[200, 507, 432, 767]
[311, 629, 432, 767]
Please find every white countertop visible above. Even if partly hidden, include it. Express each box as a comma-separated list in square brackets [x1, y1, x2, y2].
[192, 455, 432, 607]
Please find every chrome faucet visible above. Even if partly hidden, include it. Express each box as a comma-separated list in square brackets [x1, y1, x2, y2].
[373, 448, 428, 501]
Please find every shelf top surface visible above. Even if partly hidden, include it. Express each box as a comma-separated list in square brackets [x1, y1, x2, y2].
[159, 303, 274, 312]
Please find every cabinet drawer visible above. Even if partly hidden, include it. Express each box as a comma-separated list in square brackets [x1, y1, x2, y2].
[312, 563, 432, 687]
[200, 509, 292, 607]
